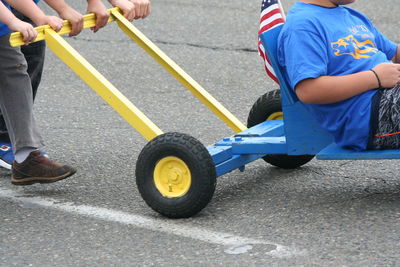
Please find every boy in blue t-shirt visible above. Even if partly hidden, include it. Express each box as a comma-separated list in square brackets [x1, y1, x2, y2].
[278, 0, 400, 151]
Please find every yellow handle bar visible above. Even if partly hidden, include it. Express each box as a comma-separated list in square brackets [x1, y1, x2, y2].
[8, 7, 247, 137]
[10, 7, 119, 47]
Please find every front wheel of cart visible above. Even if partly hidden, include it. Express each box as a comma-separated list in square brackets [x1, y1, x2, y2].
[247, 89, 314, 169]
[136, 132, 216, 218]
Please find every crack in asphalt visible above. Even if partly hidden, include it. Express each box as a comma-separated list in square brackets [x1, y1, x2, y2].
[71, 36, 258, 53]
[156, 39, 258, 53]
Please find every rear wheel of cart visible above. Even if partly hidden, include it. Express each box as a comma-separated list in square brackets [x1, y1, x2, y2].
[247, 89, 314, 169]
[136, 132, 216, 218]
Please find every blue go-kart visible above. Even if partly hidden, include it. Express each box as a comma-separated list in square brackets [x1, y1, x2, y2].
[11, 9, 400, 219]
[135, 23, 400, 219]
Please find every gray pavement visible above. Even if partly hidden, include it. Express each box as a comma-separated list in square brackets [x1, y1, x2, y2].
[1, 0, 400, 266]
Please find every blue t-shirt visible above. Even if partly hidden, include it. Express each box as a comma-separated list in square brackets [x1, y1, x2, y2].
[278, 2, 397, 151]
[0, 0, 40, 37]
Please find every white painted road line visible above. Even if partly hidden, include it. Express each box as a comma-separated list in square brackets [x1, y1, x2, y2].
[0, 187, 304, 257]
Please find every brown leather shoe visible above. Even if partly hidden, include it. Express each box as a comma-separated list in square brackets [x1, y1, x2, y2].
[11, 150, 76, 186]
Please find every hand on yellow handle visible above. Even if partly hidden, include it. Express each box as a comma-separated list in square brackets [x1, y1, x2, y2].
[9, 7, 120, 47]
[8, 18, 37, 44]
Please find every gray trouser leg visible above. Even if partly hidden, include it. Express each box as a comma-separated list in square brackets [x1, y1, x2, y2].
[0, 34, 44, 154]
[0, 10, 46, 143]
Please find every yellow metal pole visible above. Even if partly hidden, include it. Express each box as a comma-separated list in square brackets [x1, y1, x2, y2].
[44, 28, 163, 140]
[110, 9, 247, 133]
[9, 8, 247, 135]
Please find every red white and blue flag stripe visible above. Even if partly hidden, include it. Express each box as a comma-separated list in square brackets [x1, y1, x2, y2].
[258, 0, 285, 84]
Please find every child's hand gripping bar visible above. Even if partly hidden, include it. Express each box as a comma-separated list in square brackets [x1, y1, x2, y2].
[9, 7, 119, 47]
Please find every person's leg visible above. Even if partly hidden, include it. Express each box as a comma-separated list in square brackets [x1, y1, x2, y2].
[13, 10, 46, 100]
[0, 34, 44, 153]
[0, 34, 76, 185]
[0, 120, 10, 143]
[0, 10, 46, 144]
[371, 84, 400, 149]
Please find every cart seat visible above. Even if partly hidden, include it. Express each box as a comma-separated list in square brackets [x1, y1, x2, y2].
[317, 143, 400, 160]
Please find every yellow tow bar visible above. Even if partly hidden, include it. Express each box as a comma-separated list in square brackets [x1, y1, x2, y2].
[10, 8, 246, 141]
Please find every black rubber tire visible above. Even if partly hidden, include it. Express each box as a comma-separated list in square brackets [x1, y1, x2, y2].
[247, 89, 314, 169]
[136, 132, 216, 218]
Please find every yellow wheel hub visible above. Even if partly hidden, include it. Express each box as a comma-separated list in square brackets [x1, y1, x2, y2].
[267, 111, 283, 120]
[154, 156, 192, 198]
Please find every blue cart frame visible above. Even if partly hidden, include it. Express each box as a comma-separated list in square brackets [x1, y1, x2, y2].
[135, 24, 400, 219]
[208, 25, 400, 179]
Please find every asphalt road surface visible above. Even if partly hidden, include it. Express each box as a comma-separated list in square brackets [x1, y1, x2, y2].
[1, 0, 400, 266]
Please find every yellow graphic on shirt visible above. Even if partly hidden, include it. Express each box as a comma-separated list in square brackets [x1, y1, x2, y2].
[331, 35, 378, 59]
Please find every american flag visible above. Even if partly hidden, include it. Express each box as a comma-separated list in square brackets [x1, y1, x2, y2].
[258, 0, 285, 84]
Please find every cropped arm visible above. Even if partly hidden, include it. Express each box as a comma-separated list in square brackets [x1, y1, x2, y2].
[296, 71, 378, 104]
[0, 2, 16, 24]
[5, 0, 46, 24]
[43, 0, 69, 13]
